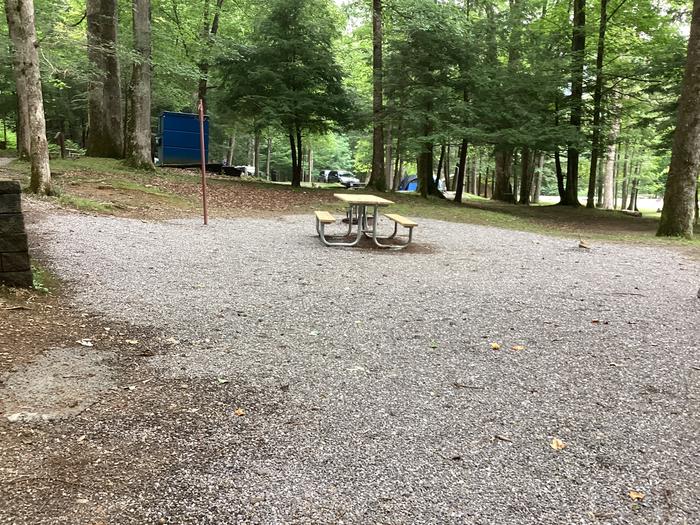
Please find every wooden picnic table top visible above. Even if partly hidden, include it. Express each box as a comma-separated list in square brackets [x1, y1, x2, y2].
[333, 193, 394, 206]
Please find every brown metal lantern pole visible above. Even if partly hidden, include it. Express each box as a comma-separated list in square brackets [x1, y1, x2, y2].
[198, 99, 209, 225]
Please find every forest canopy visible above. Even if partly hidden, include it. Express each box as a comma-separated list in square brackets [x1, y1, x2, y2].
[0, 0, 696, 214]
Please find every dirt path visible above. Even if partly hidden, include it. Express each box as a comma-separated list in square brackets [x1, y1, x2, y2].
[1, 205, 699, 524]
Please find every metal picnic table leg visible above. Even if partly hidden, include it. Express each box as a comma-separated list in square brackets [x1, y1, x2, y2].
[317, 206, 363, 247]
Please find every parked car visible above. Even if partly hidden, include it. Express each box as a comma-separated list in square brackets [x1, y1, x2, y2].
[328, 170, 361, 188]
[318, 169, 332, 182]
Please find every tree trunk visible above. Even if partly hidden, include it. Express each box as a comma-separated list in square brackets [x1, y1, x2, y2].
[621, 145, 631, 209]
[445, 143, 451, 190]
[367, 0, 385, 191]
[658, 0, 700, 236]
[565, 0, 586, 206]
[493, 146, 513, 202]
[196, 0, 224, 113]
[455, 139, 467, 203]
[519, 147, 535, 205]
[595, 156, 604, 207]
[470, 149, 479, 194]
[5, 0, 51, 194]
[436, 144, 445, 187]
[307, 144, 313, 183]
[126, 0, 154, 170]
[392, 132, 402, 190]
[417, 143, 433, 199]
[532, 153, 543, 203]
[290, 126, 302, 187]
[265, 136, 271, 180]
[254, 131, 260, 178]
[602, 106, 620, 209]
[86, 0, 123, 158]
[226, 134, 236, 166]
[289, 132, 297, 185]
[385, 125, 393, 189]
[586, 0, 607, 208]
[12, 77, 30, 158]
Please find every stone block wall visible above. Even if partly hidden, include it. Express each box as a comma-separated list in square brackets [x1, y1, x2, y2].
[0, 180, 32, 288]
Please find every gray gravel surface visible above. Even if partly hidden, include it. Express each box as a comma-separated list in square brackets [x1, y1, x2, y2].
[23, 211, 700, 524]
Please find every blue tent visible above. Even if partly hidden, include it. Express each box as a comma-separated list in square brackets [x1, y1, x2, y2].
[398, 175, 445, 192]
[399, 175, 419, 191]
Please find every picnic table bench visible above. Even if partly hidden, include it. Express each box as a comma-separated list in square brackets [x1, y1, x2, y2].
[314, 194, 417, 250]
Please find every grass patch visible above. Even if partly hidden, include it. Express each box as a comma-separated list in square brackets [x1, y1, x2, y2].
[31, 262, 59, 294]
[58, 194, 114, 213]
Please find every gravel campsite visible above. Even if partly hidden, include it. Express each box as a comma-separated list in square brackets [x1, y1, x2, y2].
[1, 203, 698, 524]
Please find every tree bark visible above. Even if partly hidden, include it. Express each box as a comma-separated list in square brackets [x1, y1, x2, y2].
[226, 134, 236, 166]
[454, 139, 467, 203]
[586, 0, 607, 208]
[602, 106, 620, 209]
[265, 136, 271, 180]
[12, 72, 30, 158]
[5, 0, 51, 194]
[417, 143, 433, 199]
[385, 125, 393, 189]
[470, 149, 479, 194]
[493, 146, 513, 202]
[532, 152, 543, 203]
[126, 0, 154, 170]
[86, 0, 123, 158]
[367, 0, 385, 191]
[289, 131, 297, 185]
[254, 131, 261, 178]
[291, 126, 303, 187]
[519, 147, 535, 205]
[436, 144, 445, 187]
[307, 143, 313, 183]
[392, 131, 402, 190]
[658, 0, 700, 236]
[445, 143, 451, 190]
[621, 145, 631, 210]
[197, 0, 224, 113]
[564, 0, 586, 206]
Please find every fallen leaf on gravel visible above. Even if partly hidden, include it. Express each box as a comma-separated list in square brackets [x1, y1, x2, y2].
[125, 385, 136, 391]
[494, 434, 513, 443]
[550, 438, 567, 450]
[511, 345, 526, 351]
[76, 498, 89, 504]
[628, 490, 645, 501]
[216, 378, 229, 384]
[490, 342, 501, 350]
[234, 408, 246, 417]
[77, 435, 86, 442]
[125, 339, 139, 345]
[429, 341, 438, 349]
[591, 319, 600, 324]
[579, 240, 591, 249]
[165, 337, 180, 345]
[309, 330, 319, 336]
[77, 339, 93, 347]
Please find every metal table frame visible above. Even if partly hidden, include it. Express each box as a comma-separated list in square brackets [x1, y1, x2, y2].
[315, 194, 412, 249]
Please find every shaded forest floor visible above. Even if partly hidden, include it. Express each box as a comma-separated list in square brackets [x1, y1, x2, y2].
[2, 157, 698, 252]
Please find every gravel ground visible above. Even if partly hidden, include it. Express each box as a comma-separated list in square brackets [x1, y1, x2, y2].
[17, 210, 700, 524]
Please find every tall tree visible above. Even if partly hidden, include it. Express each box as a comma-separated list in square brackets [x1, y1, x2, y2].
[563, 0, 586, 206]
[126, 0, 154, 169]
[86, 0, 123, 157]
[218, 0, 352, 187]
[4, 0, 51, 194]
[657, 0, 700, 237]
[366, 0, 385, 191]
[586, 0, 608, 208]
[197, 0, 224, 112]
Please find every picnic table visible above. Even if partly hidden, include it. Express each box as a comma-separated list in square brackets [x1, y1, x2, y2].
[314, 193, 418, 249]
